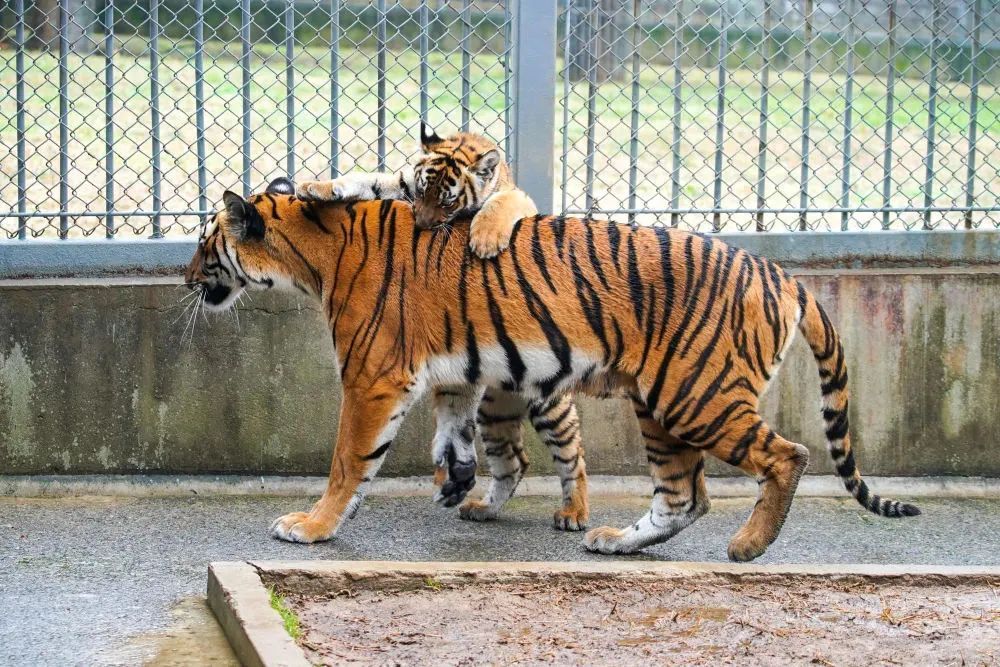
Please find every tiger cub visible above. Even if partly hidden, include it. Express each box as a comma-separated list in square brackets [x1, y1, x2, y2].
[296, 125, 590, 531]
[297, 124, 533, 259]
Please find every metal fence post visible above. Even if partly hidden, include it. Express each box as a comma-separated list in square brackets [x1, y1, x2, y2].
[58, 0, 69, 239]
[511, 0, 557, 214]
[14, 0, 26, 240]
[149, 0, 163, 237]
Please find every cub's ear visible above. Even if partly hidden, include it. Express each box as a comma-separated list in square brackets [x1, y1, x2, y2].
[266, 176, 295, 195]
[472, 149, 501, 180]
[221, 190, 265, 241]
[420, 121, 444, 150]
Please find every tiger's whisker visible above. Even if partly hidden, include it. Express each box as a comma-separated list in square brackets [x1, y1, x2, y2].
[171, 295, 198, 327]
[180, 299, 198, 346]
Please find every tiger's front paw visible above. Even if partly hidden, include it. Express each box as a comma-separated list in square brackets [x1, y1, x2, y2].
[269, 511, 337, 543]
[459, 499, 499, 522]
[468, 219, 513, 259]
[295, 179, 347, 202]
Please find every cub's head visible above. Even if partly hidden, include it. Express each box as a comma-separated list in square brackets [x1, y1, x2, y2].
[184, 176, 319, 311]
[412, 123, 504, 229]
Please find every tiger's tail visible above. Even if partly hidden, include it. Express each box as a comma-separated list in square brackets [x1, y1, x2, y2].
[795, 284, 920, 518]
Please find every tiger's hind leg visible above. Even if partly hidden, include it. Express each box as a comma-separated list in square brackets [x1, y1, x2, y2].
[458, 388, 529, 522]
[584, 399, 709, 554]
[528, 394, 589, 531]
[696, 412, 810, 562]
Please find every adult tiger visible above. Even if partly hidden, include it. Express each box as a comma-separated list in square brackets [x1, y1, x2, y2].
[185, 177, 919, 561]
[298, 125, 591, 531]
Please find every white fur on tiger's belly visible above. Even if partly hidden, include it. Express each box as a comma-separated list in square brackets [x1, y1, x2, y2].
[422, 346, 605, 400]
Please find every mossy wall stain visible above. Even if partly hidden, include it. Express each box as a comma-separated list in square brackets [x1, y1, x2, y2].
[0, 342, 37, 458]
[885, 286, 1000, 475]
[759, 271, 1000, 477]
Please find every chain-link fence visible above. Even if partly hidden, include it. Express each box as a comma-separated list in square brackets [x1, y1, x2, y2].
[2, 0, 1000, 239]
[559, 0, 1000, 231]
[0, 0, 511, 238]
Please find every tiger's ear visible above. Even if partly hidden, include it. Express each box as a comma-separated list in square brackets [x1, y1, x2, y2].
[222, 190, 265, 241]
[420, 121, 444, 150]
[266, 176, 294, 195]
[472, 149, 501, 181]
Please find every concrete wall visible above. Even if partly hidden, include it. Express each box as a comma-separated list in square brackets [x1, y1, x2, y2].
[1, 264, 997, 479]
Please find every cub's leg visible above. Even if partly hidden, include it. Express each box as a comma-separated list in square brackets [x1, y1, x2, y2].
[458, 388, 529, 522]
[468, 189, 537, 259]
[270, 378, 418, 543]
[528, 394, 589, 531]
[295, 168, 414, 203]
[584, 403, 709, 554]
[430, 385, 484, 508]
[699, 414, 809, 562]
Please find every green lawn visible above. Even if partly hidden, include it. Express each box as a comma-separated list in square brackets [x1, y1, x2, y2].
[2, 39, 998, 236]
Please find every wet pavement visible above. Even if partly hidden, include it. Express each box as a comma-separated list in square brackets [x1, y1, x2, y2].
[1, 493, 998, 666]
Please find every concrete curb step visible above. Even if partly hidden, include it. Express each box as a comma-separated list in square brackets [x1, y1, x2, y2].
[208, 560, 1000, 667]
[4, 473, 1000, 498]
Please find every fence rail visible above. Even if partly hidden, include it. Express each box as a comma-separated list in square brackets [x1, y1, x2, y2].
[2, 0, 999, 239]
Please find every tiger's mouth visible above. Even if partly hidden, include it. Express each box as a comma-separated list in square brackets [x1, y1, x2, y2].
[193, 280, 242, 312]
[414, 207, 473, 230]
[414, 210, 446, 229]
[414, 201, 464, 229]
[203, 282, 232, 307]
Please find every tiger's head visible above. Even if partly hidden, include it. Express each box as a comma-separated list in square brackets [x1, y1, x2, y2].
[411, 123, 505, 229]
[185, 176, 312, 311]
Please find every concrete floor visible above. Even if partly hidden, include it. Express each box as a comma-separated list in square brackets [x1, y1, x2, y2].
[1, 494, 998, 666]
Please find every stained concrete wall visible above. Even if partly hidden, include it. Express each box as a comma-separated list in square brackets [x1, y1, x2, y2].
[0, 268, 998, 478]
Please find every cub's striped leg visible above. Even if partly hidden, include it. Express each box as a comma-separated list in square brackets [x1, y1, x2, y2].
[295, 168, 413, 203]
[584, 403, 708, 554]
[270, 379, 417, 543]
[430, 385, 484, 508]
[458, 388, 528, 522]
[528, 394, 589, 531]
[699, 413, 809, 562]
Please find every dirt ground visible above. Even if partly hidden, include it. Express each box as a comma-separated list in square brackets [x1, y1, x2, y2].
[285, 575, 1000, 666]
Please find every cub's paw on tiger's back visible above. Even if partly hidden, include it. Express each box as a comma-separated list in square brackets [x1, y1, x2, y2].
[468, 214, 514, 259]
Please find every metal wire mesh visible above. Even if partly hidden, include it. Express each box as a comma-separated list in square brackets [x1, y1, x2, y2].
[4, 0, 1000, 239]
[0, 0, 512, 238]
[558, 0, 1000, 231]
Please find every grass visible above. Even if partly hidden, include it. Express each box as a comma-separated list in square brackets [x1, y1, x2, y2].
[268, 586, 302, 641]
[2, 38, 999, 235]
